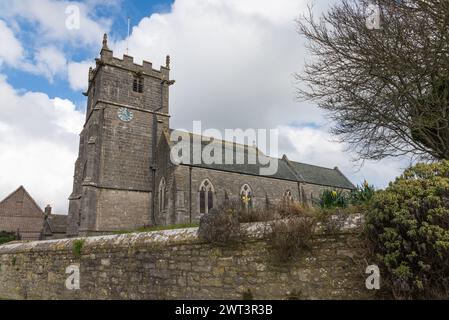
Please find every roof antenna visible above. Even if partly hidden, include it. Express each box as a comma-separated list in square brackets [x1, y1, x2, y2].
[126, 16, 130, 55]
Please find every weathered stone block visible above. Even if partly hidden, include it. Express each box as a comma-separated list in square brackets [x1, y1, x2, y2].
[0, 223, 374, 300]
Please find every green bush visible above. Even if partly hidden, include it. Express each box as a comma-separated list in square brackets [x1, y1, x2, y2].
[364, 161, 449, 299]
[0, 231, 19, 245]
[317, 189, 348, 209]
[351, 180, 375, 205]
[72, 239, 86, 259]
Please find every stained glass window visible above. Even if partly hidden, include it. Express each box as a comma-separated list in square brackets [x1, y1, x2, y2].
[241, 184, 253, 210]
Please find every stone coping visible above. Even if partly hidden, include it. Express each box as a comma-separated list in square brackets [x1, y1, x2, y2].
[0, 227, 199, 255]
[0, 215, 362, 255]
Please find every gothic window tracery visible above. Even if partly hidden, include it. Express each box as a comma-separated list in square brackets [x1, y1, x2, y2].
[199, 179, 214, 214]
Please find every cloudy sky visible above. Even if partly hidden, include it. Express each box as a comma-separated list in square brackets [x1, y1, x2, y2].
[0, 0, 409, 213]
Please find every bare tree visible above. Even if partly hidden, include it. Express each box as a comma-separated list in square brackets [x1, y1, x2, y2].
[296, 0, 449, 161]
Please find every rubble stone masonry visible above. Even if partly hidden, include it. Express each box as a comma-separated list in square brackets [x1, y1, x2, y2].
[0, 222, 374, 300]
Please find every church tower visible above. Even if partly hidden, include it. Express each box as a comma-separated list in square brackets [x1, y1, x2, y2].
[67, 34, 175, 236]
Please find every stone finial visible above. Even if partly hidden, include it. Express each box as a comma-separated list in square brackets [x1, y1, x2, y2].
[44, 205, 52, 216]
[102, 33, 109, 50]
[88, 67, 94, 83]
[166, 55, 171, 69]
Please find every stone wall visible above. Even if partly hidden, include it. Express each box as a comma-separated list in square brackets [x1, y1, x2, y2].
[0, 186, 45, 241]
[167, 165, 349, 226]
[95, 189, 151, 233]
[0, 223, 374, 300]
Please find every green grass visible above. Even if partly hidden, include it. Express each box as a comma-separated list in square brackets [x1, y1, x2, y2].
[113, 223, 199, 235]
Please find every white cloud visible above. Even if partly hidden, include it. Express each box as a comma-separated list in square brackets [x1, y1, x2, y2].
[52, 97, 85, 134]
[0, 0, 117, 84]
[0, 19, 24, 66]
[110, 0, 405, 186]
[277, 125, 409, 189]
[21, 46, 68, 82]
[0, 17, 75, 83]
[0, 0, 409, 214]
[0, 0, 112, 47]
[67, 60, 95, 91]
[111, 0, 322, 131]
[0, 74, 84, 213]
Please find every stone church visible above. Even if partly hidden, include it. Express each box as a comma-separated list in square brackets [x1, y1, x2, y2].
[67, 34, 355, 237]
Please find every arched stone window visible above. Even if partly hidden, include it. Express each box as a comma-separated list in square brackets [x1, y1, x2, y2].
[158, 178, 166, 212]
[199, 179, 214, 214]
[283, 190, 294, 206]
[240, 184, 253, 210]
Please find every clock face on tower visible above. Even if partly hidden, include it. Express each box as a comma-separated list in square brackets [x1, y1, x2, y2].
[117, 107, 134, 122]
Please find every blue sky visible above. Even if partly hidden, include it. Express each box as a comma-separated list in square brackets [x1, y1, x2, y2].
[0, 0, 408, 212]
[2, 0, 174, 108]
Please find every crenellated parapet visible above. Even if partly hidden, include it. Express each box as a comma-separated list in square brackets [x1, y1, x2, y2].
[87, 33, 171, 89]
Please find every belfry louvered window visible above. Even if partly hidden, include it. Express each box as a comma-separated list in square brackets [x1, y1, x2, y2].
[133, 77, 143, 93]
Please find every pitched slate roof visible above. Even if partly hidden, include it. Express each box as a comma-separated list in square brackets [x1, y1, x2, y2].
[285, 159, 355, 189]
[46, 214, 67, 234]
[167, 130, 355, 190]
